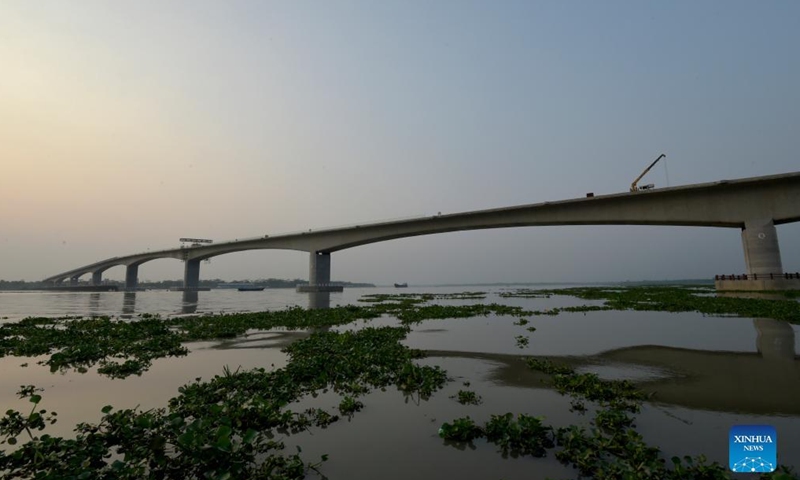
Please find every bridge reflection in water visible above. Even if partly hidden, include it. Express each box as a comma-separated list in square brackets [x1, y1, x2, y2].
[117, 291, 331, 317]
[122, 292, 137, 317]
[426, 315, 798, 415]
[276, 292, 798, 415]
[109, 290, 797, 414]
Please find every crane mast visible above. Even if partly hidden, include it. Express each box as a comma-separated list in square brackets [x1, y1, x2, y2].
[630, 154, 666, 192]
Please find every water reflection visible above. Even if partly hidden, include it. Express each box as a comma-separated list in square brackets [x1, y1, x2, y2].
[122, 292, 136, 317]
[598, 338, 800, 415]
[210, 331, 312, 351]
[181, 290, 198, 314]
[308, 292, 331, 309]
[425, 316, 800, 416]
[754, 318, 796, 361]
[88, 293, 101, 317]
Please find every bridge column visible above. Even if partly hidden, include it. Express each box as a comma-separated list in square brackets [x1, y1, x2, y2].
[92, 271, 102, 286]
[308, 292, 331, 309]
[125, 265, 139, 291]
[297, 251, 341, 292]
[741, 219, 783, 276]
[70, 276, 79, 286]
[184, 259, 201, 291]
[309, 251, 331, 286]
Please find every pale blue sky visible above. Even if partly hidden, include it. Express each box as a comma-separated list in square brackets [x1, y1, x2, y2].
[1, 1, 798, 284]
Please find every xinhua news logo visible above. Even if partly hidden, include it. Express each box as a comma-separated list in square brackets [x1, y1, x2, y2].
[729, 425, 777, 473]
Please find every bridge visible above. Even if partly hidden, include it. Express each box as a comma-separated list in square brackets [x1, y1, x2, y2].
[44, 171, 800, 292]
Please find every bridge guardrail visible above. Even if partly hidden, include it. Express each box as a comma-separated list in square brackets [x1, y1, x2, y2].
[714, 273, 800, 281]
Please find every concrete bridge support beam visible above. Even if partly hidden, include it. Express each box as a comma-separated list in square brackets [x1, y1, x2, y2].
[741, 219, 783, 275]
[297, 251, 342, 292]
[70, 276, 79, 286]
[309, 251, 331, 286]
[184, 259, 201, 291]
[125, 265, 139, 291]
[92, 271, 102, 286]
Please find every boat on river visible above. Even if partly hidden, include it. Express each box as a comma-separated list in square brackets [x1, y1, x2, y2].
[237, 286, 265, 291]
[394, 283, 408, 288]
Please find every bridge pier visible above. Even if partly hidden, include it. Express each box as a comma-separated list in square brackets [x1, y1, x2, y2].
[742, 218, 783, 276]
[125, 265, 139, 291]
[297, 251, 342, 292]
[92, 271, 102, 286]
[181, 290, 199, 314]
[183, 259, 201, 291]
[70, 276, 79, 286]
[310, 251, 330, 285]
[717, 218, 797, 291]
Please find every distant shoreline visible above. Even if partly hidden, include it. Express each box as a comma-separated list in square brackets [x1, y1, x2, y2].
[0, 278, 714, 291]
[398, 279, 714, 288]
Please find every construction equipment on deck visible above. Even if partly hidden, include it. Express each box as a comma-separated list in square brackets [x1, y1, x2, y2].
[630, 154, 666, 192]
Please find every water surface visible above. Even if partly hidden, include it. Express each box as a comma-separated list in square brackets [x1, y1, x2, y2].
[1, 286, 798, 477]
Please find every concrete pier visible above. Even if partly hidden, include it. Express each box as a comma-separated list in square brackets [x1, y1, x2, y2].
[92, 271, 102, 286]
[310, 251, 331, 285]
[296, 284, 343, 292]
[125, 265, 139, 291]
[713, 218, 796, 291]
[298, 251, 342, 292]
[308, 292, 332, 309]
[741, 219, 783, 276]
[183, 259, 201, 291]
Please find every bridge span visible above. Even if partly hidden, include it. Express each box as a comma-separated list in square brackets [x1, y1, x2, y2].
[44, 171, 800, 291]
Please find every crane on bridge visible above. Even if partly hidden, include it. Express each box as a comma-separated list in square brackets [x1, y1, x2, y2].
[630, 154, 666, 192]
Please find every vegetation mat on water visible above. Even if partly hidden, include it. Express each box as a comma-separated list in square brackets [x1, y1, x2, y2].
[0, 326, 448, 479]
[501, 286, 800, 323]
[439, 357, 798, 479]
[0, 317, 189, 378]
[0, 301, 527, 378]
[3, 288, 800, 478]
[359, 292, 487, 303]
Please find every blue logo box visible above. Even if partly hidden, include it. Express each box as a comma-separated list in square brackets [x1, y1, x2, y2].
[729, 425, 777, 473]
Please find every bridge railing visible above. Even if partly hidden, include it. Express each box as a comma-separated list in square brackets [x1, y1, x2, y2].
[714, 273, 800, 281]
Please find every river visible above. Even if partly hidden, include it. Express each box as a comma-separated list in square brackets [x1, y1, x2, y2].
[0, 286, 798, 478]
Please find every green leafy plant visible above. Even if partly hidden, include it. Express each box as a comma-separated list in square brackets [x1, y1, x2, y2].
[438, 417, 483, 442]
[451, 390, 482, 405]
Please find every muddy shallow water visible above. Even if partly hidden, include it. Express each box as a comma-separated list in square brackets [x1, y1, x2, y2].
[1, 286, 798, 478]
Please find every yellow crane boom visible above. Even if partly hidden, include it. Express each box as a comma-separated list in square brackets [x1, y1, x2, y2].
[630, 154, 666, 192]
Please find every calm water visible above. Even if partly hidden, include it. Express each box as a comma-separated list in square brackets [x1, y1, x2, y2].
[1, 286, 799, 478]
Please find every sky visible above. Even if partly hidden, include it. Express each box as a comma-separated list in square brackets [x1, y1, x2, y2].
[1, 1, 799, 285]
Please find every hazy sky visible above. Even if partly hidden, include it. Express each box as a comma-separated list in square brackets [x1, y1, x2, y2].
[2, 1, 799, 285]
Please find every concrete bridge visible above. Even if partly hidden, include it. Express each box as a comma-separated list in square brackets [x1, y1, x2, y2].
[44, 171, 800, 291]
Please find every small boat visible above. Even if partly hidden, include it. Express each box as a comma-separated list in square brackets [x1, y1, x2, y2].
[394, 283, 408, 288]
[237, 286, 265, 291]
